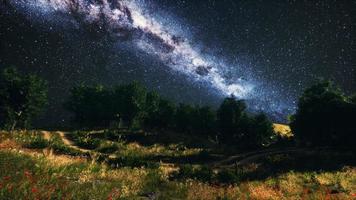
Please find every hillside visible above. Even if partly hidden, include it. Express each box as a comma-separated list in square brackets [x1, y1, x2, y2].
[0, 130, 355, 200]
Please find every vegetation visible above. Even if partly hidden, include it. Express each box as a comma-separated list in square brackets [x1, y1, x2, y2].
[0, 67, 47, 130]
[65, 83, 276, 150]
[1, 66, 355, 199]
[0, 130, 354, 199]
[290, 81, 356, 147]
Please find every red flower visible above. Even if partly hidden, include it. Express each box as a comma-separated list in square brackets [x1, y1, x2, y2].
[3, 176, 11, 181]
[31, 187, 38, 193]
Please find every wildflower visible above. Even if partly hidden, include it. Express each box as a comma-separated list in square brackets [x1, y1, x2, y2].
[3, 176, 11, 181]
[31, 187, 38, 193]
[24, 170, 31, 178]
[7, 184, 13, 192]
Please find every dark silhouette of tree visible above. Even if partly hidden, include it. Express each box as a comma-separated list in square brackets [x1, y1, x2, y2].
[114, 82, 147, 128]
[65, 84, 113, 127]
[174, 103, 195, 133]
[350, 94, 356, 104]
[0, 67, 47, 130]
[290, 81, 356, 147]
[217, 96, 247, 143]
[191, 106, 216, 136]
[242, 113, 275, 148]
[143, 91, 176, 130]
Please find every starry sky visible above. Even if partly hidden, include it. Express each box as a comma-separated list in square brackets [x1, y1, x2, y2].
[0, 0, 355, 125]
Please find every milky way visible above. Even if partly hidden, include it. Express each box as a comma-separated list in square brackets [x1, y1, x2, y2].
[3, 0, 314, 121]
[9, 0, 257, 97]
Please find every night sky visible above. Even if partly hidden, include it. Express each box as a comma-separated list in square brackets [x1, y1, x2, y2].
[0, 0, 355, 125]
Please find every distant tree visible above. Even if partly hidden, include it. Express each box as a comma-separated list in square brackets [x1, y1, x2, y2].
[350, 94, 356, 104]
[115, 82, 147, 128]
[142, 91, 161, 129]
[191, 106, 217, 135]
[242, 113, 275, 148]
[290, 81, 356, 147]
[0, 67, 47, 130]
[65, 84, 113, 127]
[217, 96, 247, 143]
[174, 103, 195, 133]
[142, 92, 176, 130]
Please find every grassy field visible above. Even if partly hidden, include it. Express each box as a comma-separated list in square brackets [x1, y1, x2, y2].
[0, 130, 355, 199]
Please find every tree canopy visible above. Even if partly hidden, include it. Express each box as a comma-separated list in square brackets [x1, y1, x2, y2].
[0, 67, 48, 130]
[290, 81, 356, 147]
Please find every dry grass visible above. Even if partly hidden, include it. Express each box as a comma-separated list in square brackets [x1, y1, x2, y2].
[273, 123, 293, 137]
[0, 130, 355, 200]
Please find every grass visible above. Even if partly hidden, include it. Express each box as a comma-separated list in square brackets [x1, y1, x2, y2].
[0, 130, 355, 199]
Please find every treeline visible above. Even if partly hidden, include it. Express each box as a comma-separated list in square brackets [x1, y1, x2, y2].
[64, 82, 275, 149]
[1, 67, 355, 148]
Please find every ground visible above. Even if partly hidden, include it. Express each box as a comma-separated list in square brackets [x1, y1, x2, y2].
[0, 129, 355, 200]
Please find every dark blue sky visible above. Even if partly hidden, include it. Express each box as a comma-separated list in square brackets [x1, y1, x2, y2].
[0, 0, 355, 124]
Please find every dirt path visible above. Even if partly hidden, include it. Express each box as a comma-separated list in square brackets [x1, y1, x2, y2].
[213, 147, 335, 168]
[56, 131, 91, 153]
[41, 131, 52, 141]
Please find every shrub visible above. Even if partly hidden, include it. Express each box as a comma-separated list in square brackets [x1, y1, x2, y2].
[172, 165, 214, 182]
[71, 132, 101, 149]
[216, 170, 240, 184]
[14, 131, 49, 149]
[96, 142, 119, 154]
[49, 134, 83, 156]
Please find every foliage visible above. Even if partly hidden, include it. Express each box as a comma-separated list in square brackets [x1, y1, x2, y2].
[14, 131, 49, 149]
[70, 131, 101, 149]
[290, 81, 356, 147]
[143, 92, 176, 130]
[65, 82, 276, 148]
[49, 134, 83, 156]
[0, 67, 47, 130]
[217, 97, 247, 143]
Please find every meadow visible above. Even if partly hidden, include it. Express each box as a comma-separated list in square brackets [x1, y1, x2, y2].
[0, 129, 354, 200]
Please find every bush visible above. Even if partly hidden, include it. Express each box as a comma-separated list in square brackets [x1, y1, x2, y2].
[216, 170, 240, 184]
[71, 132, 101, 149]
[172, 165, 214, 182]
[96, 142, 118, 154]
[14, 132, 49, 149]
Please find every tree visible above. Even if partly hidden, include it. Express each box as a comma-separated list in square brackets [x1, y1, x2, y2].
[115, 82, 147, 128]
[242, 113, 275, 148]
[217, 96, 247, 142]
[143, 92, 176, 130]
[0, 67, 47, 130]
[174, 103, 195, 133]
[290, 81, 356, 147]
[350, 94, 356, 104]
[65, 84, 113, 127]
[191, 106, 216, 136]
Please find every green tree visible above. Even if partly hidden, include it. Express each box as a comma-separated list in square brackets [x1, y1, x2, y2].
[217, 96, 247, 142]
[142, 92, 176, 130]
[115, 82, 147, 128]
[243, 113, 275, 148]
[191, 106, 216, 135]
[290, 81, 356, 147]
[0, 67, 47, 130]
[174, 103, 195, 133]
[65, 84, 113, 127]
